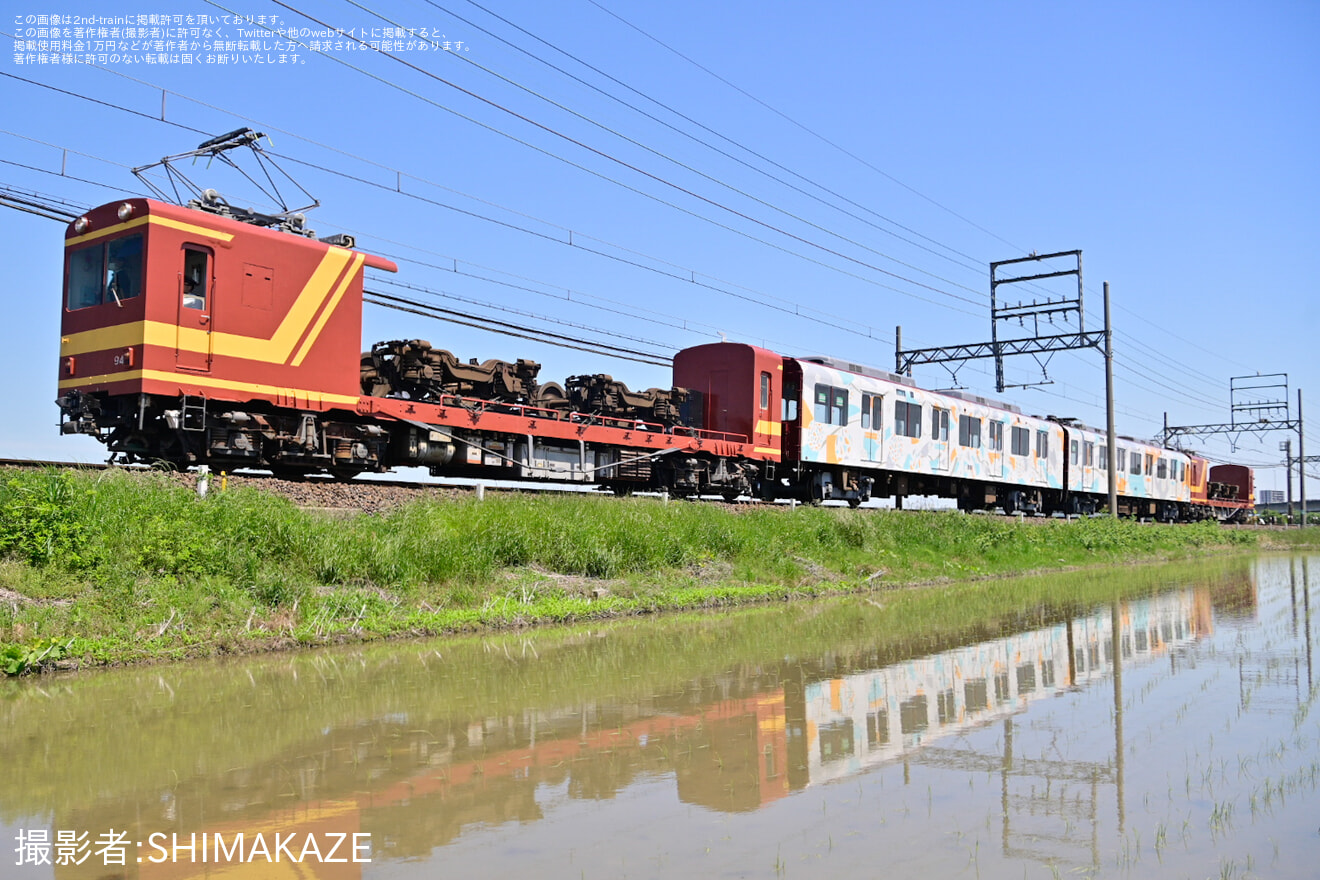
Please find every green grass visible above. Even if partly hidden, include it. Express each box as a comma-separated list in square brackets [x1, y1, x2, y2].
[0, 467, 1267, 671]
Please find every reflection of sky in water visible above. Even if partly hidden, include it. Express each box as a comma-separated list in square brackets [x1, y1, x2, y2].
[1, 555, 1315, 880]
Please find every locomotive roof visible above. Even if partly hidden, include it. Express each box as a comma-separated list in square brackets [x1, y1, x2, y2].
[65, 198, 398, 273]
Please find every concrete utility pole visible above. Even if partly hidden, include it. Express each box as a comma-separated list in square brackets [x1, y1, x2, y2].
[1300, 390, 1308, 527]
[1283, 439, 1295, 524]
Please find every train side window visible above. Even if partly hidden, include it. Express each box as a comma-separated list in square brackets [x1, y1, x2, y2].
[1070, 439, 1079, 465]
[1036, 430, 1049, 459]
[830, 388, 848, 425]
[1157, 459, 1168, 479]
[1145, 454, 1153, 476]
[872, 396, 883, 433]
[1117, 449, 1127, 472]
[183, 248, 210, 310]
[1130, 451, 1141, 475]
[760, 372, 771, 411]
[861, 393, 872, 429]
[814, 385, 829, 424]
[782, 378, 799, 422]
[1084, 441, 1094, 466]
[989, 421, 1004, 452]
[895, 400, 922, 438]
[1011, 426, 1030, 456]
[813, 384, 847, 426]
[958, 416, 981, 448]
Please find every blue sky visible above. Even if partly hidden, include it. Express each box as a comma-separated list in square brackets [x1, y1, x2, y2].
[3, 0, 1317, 495]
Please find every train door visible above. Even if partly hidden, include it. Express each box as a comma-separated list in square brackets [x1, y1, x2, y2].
[177, 246, 213, 372]
[861, 392, 883, 461]
[754, 369, 777, 450]
[781, 364, 802, 461]
[931, 406, 950, 470]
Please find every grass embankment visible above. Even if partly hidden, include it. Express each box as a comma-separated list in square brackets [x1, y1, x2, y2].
[0, 467, 1268, 672]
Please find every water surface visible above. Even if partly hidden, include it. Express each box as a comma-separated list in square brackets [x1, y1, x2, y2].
[2, 554, 1316, 879]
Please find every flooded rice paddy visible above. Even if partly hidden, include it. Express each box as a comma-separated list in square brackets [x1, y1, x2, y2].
[2, 554, 1317, 880]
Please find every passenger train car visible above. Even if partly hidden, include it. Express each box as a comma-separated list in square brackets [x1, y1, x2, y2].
[55, 197, 1252, 522]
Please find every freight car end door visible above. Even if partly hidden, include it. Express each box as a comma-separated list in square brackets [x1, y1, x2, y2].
[177, 247, 213, 372]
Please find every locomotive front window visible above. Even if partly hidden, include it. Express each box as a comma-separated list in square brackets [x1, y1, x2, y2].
[66, 233, 143, 309]
[67, 246, 102, 309]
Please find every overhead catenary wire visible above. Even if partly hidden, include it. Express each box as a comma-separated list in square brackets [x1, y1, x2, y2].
[214, 0, 991, 313]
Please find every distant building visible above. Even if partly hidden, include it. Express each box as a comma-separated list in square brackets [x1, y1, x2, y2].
[1258, 489, 1285, 505]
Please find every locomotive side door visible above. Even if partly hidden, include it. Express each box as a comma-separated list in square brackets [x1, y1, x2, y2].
[176, 246, 214, 372]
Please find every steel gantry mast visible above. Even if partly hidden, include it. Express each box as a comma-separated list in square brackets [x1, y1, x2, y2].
[895, 251, 1120, 516]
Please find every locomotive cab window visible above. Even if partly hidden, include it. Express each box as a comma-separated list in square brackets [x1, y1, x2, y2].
[66, 234, 144, 310]
[760, 371, 771, 410]
[182, 248, 210, 310]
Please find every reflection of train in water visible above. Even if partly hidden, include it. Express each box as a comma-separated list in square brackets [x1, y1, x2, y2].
[797, 588, 1208, 785]
[47, 590, 1215, 880]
